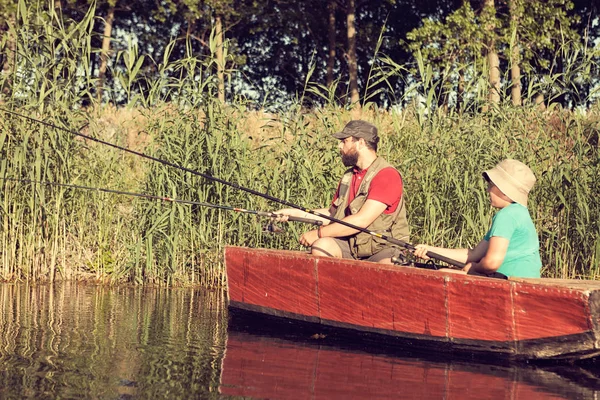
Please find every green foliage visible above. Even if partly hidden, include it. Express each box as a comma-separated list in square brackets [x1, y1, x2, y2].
[406, 2, 483, 68]
[508, 0, 580, 73]
[1, 0, 96, 109]
[2, 101, 599, 283]
[0, 1, 599, 286]
[405, 0, 588, 109]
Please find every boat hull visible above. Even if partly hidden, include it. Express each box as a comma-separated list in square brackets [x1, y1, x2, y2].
[225, 246, 600, 360]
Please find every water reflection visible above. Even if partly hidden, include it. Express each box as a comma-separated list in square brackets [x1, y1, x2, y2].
[2, 282, 600, 399]
[0, 283, 227, 399]
[221, 314, 600, 400]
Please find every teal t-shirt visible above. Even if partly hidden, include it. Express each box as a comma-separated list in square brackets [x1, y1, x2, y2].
[483, 203, 542, 278]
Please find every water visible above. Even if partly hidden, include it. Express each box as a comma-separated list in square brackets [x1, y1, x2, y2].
[0, 283, 226, 399]
[0, 283, 599, 399]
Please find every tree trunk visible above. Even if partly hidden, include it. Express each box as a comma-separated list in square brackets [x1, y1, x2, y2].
[457, 70, 465, 114]
[346, 0, 359, 109]
[535, 92, 545, 110]
[97, 5, 115, 103]
[510, 50, 521, 106]
[509, 0, 522, 106]
[216, 15, 225, 103]
[327, 0, 336, 88]
[438, 74, 449, 114]
[1, 12, 15, 97]
[483, 0, 500, 105]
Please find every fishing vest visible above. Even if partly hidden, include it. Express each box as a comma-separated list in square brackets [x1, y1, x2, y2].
[332, 157, 410, 259]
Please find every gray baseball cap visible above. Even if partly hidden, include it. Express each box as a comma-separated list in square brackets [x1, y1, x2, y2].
[332, 120, 378, 141]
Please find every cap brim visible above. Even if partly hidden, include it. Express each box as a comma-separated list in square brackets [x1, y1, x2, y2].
[332, 131, 350, 139]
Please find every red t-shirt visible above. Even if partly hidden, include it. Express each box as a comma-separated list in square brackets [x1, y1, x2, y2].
[332, 166, 403, 216]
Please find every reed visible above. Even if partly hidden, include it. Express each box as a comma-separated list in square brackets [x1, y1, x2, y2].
[2, 104, 599, 284]
[0, 1, 598, 285]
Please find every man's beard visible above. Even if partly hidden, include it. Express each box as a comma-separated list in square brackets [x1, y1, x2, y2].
[341, 151, 359, 167]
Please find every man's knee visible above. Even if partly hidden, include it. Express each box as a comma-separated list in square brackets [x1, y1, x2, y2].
[310, 237, 343, 258]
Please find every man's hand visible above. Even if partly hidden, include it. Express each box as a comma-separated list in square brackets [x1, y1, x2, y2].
[272, 208, 300, 222]
[299, 230, 320, 247]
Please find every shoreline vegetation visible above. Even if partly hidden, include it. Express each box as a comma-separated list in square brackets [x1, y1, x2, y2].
[0, 2, 599, 286]
[2, 105, 599, 285]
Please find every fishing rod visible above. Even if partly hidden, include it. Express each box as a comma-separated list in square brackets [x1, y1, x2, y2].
[1, 178, 323, 226]
[0, 108, 464, 268]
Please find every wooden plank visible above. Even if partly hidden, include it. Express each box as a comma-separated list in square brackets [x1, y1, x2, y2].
[510, 277, 600, 290]
[317, 259, 447, 337]
[225, 247, 319, 318]
[446, 275, 514, 342]
[513, 282, 593, 340]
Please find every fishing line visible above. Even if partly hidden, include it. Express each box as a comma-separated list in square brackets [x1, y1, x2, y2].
[0, 108, 464, 267]
[1, 177, 323, 226]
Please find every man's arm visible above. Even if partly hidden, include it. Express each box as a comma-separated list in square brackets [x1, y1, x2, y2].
[273, 207, 332, 224]
[315, 199, 387, 237]
[299, 200, 386, 247]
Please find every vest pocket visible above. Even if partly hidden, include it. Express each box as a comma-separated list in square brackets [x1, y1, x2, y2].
[353, 232, 389, 258]
[370, 235, 389, 255]
[352, 233, 371, 258]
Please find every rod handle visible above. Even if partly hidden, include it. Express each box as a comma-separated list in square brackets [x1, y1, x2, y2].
[425, 251, 466, 268]
[287, 216, 323, 226]
[385, 238, 465, 268]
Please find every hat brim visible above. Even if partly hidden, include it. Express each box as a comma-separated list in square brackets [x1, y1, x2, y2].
[332, 131, 351, 139]
[483, 170, 528, 207]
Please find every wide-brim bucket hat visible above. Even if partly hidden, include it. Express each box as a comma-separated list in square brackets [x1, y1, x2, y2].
[483, 159, 536, 207]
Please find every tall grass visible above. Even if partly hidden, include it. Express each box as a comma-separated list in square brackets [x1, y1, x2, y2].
[0, 1, 598, 285]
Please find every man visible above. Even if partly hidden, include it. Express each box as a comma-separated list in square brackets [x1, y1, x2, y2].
[276, 120, 409, 263]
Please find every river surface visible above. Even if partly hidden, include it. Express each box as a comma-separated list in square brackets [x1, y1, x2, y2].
[1, 283, 599, 399]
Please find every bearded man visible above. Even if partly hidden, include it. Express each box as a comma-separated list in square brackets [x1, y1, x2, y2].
[276, 120, 409, 264]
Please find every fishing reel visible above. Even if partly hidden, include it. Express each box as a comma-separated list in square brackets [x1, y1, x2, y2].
[263, 222, 285, 234]
[391, 253, 442, 270]
[391, 253, 412, 266]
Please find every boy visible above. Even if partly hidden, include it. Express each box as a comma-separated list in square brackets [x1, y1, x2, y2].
[414, 159, 541, 279]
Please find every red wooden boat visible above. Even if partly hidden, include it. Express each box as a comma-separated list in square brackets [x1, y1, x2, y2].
[225, 246, 600, 361]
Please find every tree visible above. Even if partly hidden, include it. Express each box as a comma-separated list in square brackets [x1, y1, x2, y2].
[482, 0, 500, 105]
[406, 0, 585, 110]
[503, 0, 581, 106]
[346, 0, 360, 109]
[406, 1, 483, 111]
[508, 0, 522, 105]
[3, 0, 590, 109]
[228, 0, 330, 104]
[203, 0, 236, 103]
[327, 0, 336, 88]
[97, 0, 117, 102]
